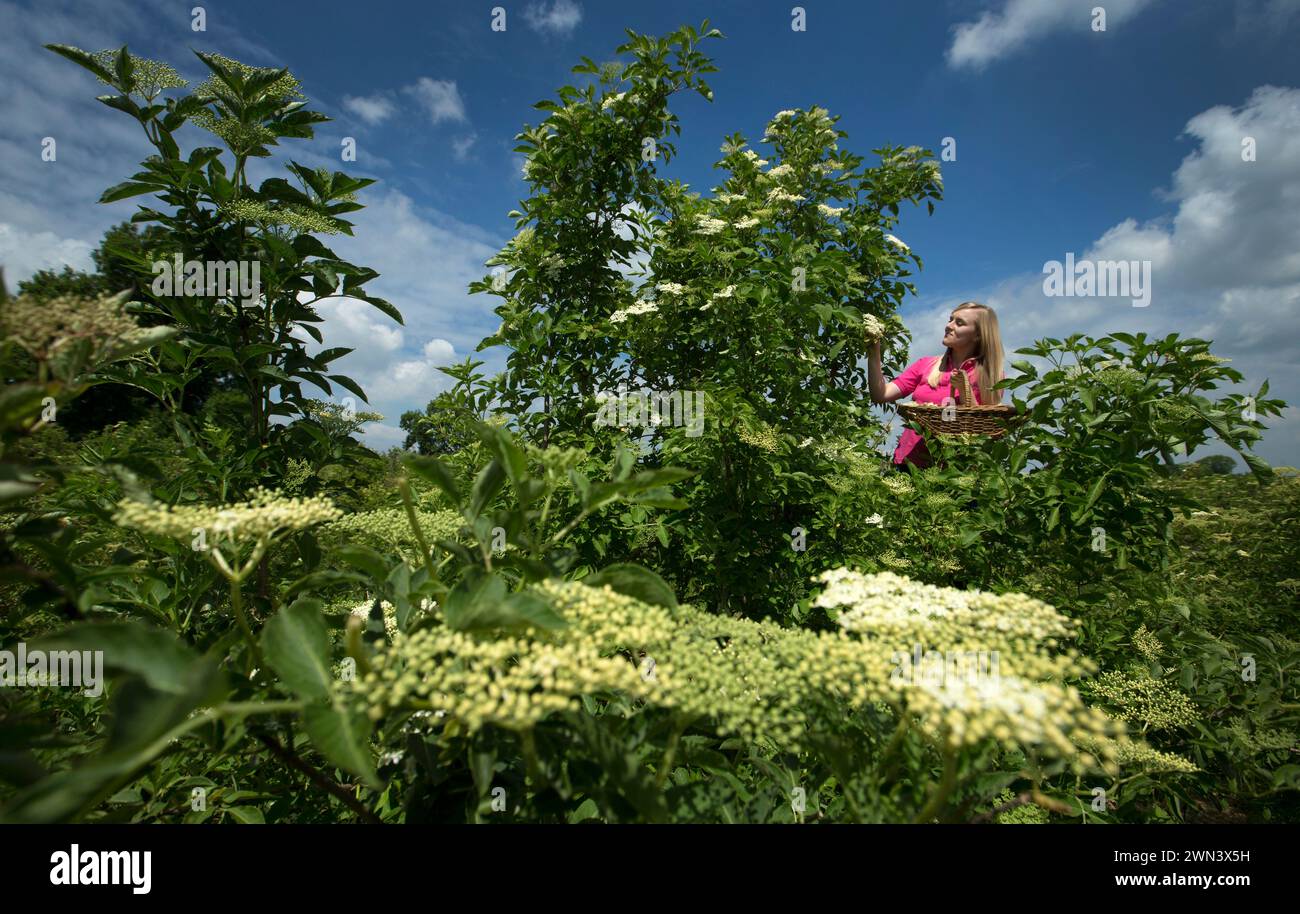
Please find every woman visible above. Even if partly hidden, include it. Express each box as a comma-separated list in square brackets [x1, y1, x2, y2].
[867, 301, 1007, 470]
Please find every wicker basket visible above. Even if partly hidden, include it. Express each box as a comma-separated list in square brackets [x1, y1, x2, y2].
[897, 365, 1024, 440]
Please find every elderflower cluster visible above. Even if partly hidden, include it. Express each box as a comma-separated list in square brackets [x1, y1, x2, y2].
[193, 54, 304, 101]
[694, 215, 729, 236]
[610, 300, 659, 324]
[815, 569, 1118, 759]
[1224, 720, 1299, 756]
[325, 508, 463, 558]
[600, 91, 627, 110]
[341, 572, 1122, 767]
[740, 150, 769, 168]
[765, 188, 804, 206]
[1151, 399, 1200, 425]
[881, 474, 915, 497]
[860, 313, 887, 343]
[990, 788, 1051, 825]
[1094, 365, 1146, 389]
[736, 420, 781, 453]
[735, 216, 761, 230]
[0, 289, 146, 365]
[1076, 735, 1199, 774]
[716, 192, 747, 204]
[1132, 624, 1163, 663]
[90, 49, 187, 95]
[655, 282, 688, 296]
[1083, 670, 1199, 731]
[818, 203, 846, 218]
[115, 487, 342, 546]
[884, 234, 910, 253]
[223, 198, 345, 235]
[711, 285, 736, 301]
[350, 625, 654, 731]
[766, 163, 794, 179]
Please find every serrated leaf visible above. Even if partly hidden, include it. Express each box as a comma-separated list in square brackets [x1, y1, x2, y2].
[260, 599, 331, 700]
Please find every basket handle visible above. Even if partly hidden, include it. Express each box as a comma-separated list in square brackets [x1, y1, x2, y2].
[951, 363, 973, 407]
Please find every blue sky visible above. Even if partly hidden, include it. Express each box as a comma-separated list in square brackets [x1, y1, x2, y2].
[2, 0, 1298, 466]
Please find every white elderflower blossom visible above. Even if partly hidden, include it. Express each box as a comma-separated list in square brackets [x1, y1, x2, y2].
[712, 285, 736, 300]
[694, 215, 729, 235]
[818, 203, 846, 217]
[741, 149, 769, 167]
[766, 188, 804, 205]
[115, 488, 342, 582]
[860, 314, 886, 342]
[716, 192, 747, 204]
[601, 92, 627, 110]
[767, 163, 794, 179]
[610, 300, 659, 324]
[655, 282, 688, 296]
[735, 216, 761, 230]
[865, 513, 884, 526]
[884, 234, 910, 253]
[338, 571, 1123, 769]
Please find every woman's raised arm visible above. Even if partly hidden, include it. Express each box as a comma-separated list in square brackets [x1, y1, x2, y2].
[868, 341, 904, 404]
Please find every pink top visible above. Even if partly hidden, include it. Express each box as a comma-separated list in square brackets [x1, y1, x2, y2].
[889, 355, 984, 468]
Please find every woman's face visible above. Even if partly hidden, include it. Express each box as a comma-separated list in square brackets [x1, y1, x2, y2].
[943, 309, 979, 352]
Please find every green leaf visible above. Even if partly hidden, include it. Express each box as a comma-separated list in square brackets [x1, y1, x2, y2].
[405, 455, 462, 505]
[0, 663, 225, 823]
[583, 563, 679, 612]
[358, 295, 404, 325]
[225, 806, 265, 824]
[441, 574, 567, 632]
[333, 544, 391, 581]
[98, 180, 163, 203]
[302, 703, 379, 788]
[260, 599, 332, 700]
[326, 374, 368, 401]
[474, 422, 529, 485]
[44, 43, 117, 84]
[30, 622, 201, 695]
[468, 459, 506, 520]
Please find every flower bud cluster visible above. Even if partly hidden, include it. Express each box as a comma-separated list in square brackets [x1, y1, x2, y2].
[1075, 734, 1198, 774]
[815, 569, 1122, 763]
[0, 289, 144, 363]
[1082, 670, 1200, 731]
[342, 570, 1128, 769]
[115, 487, 342, 546]
[326, 508, 462, 559]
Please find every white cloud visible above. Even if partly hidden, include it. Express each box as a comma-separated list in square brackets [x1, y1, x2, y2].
[1232, 0, 1300, 35]
[404, 77, 467, 125]
[890, 85, 1300, 468]
[946, 0, 1157, 70]
[341, 92, 397, 126]
[523, 0, 583, 36]
[0, 223, 95, 285]
[291, 190, 504, 450]
[452, 132, 478, 161]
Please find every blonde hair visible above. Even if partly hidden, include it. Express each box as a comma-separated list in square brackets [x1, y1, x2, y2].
[924, 301, 1006, 405]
